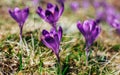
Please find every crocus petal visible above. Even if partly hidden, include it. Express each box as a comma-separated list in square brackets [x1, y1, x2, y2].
[90, 20, 96, 31]
[36, 7, 45, 19]
[54, 5, 59, 21]
[14, 7, 22, 24]
[77, 21, 85, 36]
[92, 27, 101, 42]
[41, 36, 53, 49]
[9, 7, 22, 25]
[9, 9, 19, 23]
[47, 3, 54, 8]
[57, 0, 64, 16]
[83, 20, 96, 33]
[83, 20, 91, 33]
[47, 3, 56, 13]
[22, 7, 29, 24]
[45, 10, 54, 23]
[42, 35, 58, 54]
[53, 33, 60, 54]
[42, 30, 49, 36]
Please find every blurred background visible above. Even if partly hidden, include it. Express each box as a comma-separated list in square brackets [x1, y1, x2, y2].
[0, 0, 120, 42]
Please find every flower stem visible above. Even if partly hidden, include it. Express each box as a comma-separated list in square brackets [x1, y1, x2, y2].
[57, 55, 60, 64]
[57, 60, 61, 75]
[52, 23, 57, 31]
[56, 55, 62, 75]
[19, 26, 23, 44]
[19, 40, 23, 71]
[19, 25, 23, 70]
[19, 51, 23, 70]
[85, 46, 89, 66]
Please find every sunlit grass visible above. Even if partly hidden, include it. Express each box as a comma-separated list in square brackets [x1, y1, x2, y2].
[0, 30, 119, 74]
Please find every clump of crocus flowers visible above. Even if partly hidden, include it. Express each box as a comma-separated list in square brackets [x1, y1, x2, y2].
[38, 1, 64, 74]
[37, 0, 64, 62]
[77, 19, 101, 65]
[94, 0, 120, 33]
[9, 7, 29, 42]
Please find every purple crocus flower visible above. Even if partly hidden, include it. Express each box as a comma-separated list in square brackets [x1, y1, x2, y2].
[94, 0, 109, 21]
[41, 26, 63, 62]
[9, 7, 29, 41]
[107, 13, 120, 34]
[33, 0, 39, 7]
[94, 0, 117, 22]
[70, 1, 80, 11]
[77, 20, 101, 48]
[36, 2, 64, 29]
[82, 0, 90, 8]
[77, 19, 101, 65]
